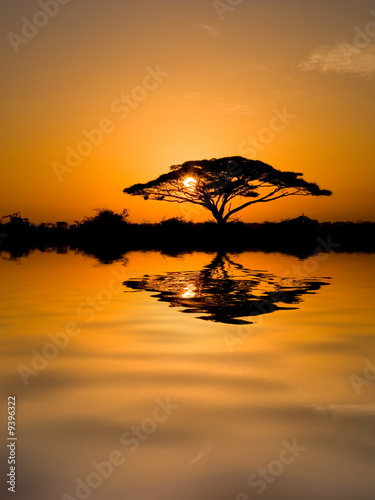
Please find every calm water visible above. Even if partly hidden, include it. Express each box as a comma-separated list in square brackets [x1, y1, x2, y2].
[1, 250, 375, 500]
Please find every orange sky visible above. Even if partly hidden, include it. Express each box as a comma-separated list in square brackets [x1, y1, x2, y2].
[1, 0, 375, 223]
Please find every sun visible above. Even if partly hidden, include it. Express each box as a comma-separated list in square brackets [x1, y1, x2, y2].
[183, 176, 197, 190]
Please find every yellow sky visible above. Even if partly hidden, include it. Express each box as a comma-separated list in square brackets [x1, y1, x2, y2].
[1, 0, 375, 223]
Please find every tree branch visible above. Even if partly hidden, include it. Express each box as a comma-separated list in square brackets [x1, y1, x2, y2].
[224, 189, 300, 219]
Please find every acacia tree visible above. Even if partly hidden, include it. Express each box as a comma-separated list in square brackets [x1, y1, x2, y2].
[123, 156, 332, 224]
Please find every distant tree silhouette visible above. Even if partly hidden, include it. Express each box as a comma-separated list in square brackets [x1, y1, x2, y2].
[124, 156, 332, 224]
[81, 208, 129, 228]
[0, 212, 30, 228]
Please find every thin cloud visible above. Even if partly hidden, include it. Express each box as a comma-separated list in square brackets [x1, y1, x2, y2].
[212, 102, 257, 115]
[182, 91, 257, 114]
[183, 91, 205, 101]
[299, 43, 375, 77]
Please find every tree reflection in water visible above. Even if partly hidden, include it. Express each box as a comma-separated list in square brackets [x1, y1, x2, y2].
[124, 252, 330, 324]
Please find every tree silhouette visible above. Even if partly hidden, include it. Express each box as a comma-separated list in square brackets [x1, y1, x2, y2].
[124, 252, 330, 324]
[123, 156, 332, 224]
[81, 208, 129, 227]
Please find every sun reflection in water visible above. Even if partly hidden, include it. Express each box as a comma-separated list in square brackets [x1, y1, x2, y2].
[181, 283, 197, 298]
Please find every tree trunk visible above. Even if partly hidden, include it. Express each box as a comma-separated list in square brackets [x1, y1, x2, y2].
[211, 209, 226, 225]
[214, 214, 226, 225]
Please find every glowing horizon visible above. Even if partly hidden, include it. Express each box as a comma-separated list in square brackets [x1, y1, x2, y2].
[1, 1, 375, 224]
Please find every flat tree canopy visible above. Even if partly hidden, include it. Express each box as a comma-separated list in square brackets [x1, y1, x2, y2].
[123, 156, 332, 223]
